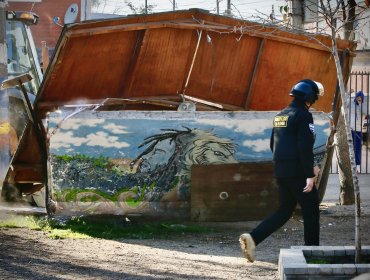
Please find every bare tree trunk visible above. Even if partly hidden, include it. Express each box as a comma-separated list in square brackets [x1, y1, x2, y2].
[335, 0, 357, 205]
[335, 113, 355, 204]
[331, 34, 361, 264]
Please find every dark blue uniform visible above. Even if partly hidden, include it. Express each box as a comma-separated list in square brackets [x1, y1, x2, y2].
[250, 99, 320, 246]
[271, 99, 316, 178]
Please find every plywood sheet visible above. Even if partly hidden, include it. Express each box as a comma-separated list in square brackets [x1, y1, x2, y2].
[191, 162, 278, 222]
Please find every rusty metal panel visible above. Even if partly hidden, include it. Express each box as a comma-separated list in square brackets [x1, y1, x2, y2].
[191, 162, 278, 222]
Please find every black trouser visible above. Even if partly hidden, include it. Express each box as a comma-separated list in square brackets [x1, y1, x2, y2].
[250, 177, 320, 246]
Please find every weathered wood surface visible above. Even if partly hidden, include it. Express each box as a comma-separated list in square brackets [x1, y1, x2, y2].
[35, 9, 355, 116]
[191, 162, 278, 222]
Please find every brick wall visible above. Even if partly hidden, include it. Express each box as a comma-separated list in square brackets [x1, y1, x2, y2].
[7, 0, 80, 50]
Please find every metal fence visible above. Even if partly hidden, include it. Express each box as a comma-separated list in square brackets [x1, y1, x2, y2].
[331, 71, 370, 174]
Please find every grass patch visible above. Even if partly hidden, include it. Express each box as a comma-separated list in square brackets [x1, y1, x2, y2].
[0, 215, 212, 240]
[0, 215, 42, 230]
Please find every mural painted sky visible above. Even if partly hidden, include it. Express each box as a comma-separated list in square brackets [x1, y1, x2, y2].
[48, 111, 330, 162]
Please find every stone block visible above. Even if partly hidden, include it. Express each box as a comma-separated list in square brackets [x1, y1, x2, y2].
[284, 264, 308, 275]
[334, 247, 346, 257]
[318, 264, 333, 275]
[344, 246, 356, 256]
[356, 264, 370, 275]
[307, 264, 321, 275]
[362, 246, 370, 255]
[279, 246, 370, 280]
[331, 264, 345, 274]
[342, 264, 357, 275]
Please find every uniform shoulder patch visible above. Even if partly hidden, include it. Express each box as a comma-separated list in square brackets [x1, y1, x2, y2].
[274, 115, 289, 127]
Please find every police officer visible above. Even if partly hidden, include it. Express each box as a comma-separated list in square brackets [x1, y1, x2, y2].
[239, 79, 324, 263]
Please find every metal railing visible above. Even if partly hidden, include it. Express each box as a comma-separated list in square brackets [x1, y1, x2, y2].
[331, 71, 370, 174]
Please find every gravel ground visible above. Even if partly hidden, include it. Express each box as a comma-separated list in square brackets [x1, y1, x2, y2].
[0, 201, 369, 280]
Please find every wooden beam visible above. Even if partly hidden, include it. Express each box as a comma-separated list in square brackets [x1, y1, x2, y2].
[11, 164, 43, 183]
[65, 19, 353, 55]
[37, 95, 246, 112]
[122, 29, 148, 98]
[244, 38, 265, 110]
[67, 20, 231, 37]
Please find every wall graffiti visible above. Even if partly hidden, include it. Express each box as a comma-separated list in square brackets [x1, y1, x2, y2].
[48, 111, 330, 216]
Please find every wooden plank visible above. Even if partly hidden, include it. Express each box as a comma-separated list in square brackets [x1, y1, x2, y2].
[247, 39, 339, 112]
[67, 21, 231, 37]
[122, 29, 148, 98]
[184, 31, 260, 107]
[11, 164, 43, 183]
[126, 28, 193, 98]
[66, 19, 353, 54]
[191, 162, 279, 222]
[37, 30, 139, 104]
[244, 38, 265, 110]
[37, 96, 245, 111]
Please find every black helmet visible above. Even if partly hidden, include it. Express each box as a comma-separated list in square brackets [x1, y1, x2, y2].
[290, 79, 324, 104]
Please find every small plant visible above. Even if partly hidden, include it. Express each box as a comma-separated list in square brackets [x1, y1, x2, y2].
[0, 215, 42, 230]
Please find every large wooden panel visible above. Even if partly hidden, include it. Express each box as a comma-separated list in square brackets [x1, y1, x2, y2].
[126, 28, 193, 97]
[39, 30, 139, 103]
[248, 40, 338, 112]
[35, 9, 356, 114]
[191, 162, 278, 222]
[186, 33, 261, 107]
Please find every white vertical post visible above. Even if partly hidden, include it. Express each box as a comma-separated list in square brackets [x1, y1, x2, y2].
[0, 0, 7, 82]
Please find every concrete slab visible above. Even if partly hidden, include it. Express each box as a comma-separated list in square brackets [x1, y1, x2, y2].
[279, 246, 370, 280]
[279, 174, 370, 279]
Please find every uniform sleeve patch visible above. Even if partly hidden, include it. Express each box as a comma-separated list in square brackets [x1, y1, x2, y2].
[274, 115, 289, 127]
[309, 123, 315, 133]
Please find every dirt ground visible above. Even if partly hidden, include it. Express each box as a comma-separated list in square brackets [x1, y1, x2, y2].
[0, 200, 369, 280]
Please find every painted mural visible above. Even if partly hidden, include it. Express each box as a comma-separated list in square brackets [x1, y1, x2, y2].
[48, 111, 330, 216]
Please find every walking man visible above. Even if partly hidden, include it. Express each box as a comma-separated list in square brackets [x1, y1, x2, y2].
[239, 79, 324, 262]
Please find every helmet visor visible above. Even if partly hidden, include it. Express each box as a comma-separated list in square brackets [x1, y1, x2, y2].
[314, 81, 324, 97]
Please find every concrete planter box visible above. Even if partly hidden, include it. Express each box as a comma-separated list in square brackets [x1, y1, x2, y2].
[279, 246, 370, 279]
